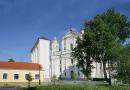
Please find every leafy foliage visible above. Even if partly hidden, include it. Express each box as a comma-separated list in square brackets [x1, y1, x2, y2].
[72, 8, 130, 84]
[118, 44, 130, 85]
[8, 58, 15, 62]
[72, 36, 93, 79]
[26, 72, 33, 87]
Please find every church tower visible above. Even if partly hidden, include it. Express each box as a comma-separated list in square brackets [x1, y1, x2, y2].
[51, 37, 60, 79]
[52, 37, 60, 54]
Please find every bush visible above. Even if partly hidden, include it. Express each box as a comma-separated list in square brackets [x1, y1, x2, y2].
[92, 78, 110, 82]
[24, 87, 37, 90]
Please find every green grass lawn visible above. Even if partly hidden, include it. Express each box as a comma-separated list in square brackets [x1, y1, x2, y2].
[24, 84, 130, 90]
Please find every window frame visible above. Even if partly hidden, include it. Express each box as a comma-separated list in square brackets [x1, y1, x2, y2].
[70, 43, 73, 50]
[71, 59, 73, 64]
[3, 73, 8, 80]
[25, 74, 29, 80]
[35, 74, 40, 80]
[14, 74, 19, 80]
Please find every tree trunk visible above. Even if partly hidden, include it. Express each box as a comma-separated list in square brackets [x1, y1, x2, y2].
[108, 60, 111, 86]
[86, 62, 90, 80]
[28, 81, 30, 88]
[108, 77, 111, 86]
[129, 78, 130, 87]
[103, 62, 108, 82]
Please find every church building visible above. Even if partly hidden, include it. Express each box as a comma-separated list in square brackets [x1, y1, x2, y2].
[51, 28, 104, 80]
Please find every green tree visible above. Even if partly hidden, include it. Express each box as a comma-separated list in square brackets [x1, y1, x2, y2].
[72, 8, 130, 85]
[8, 58, 15, 62]
[26, 72, 33, 88]
[72, 36, 94, 80]
[118, 44, 130, 86]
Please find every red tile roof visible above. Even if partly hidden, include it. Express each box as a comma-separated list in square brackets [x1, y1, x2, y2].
[0, 62, 42, 70]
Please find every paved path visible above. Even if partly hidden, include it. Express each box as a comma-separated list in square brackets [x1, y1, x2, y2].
[0, 86, 25, 90]
[50, 80, 107, 85]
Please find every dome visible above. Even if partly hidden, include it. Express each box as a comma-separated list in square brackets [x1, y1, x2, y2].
[62, 28, 79, 39]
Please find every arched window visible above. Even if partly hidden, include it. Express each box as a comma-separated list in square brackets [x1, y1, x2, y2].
[71, 59, 73, 64]
[70, 44, 73, 50]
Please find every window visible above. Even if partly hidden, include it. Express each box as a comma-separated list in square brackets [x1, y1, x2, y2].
[3, 73, 7, 80]
[64, 66, 66, 77]
[60, 67, 62, 72]
[60, 59, 61, 64]
[25, 74, 29, 80]
[71, 71, 74, 79]
[71, 59, 73, 64]
[65, 72, 66, 77]
[64, 47, 66, 50]
[14, 74, 19, 80]
[35, 74, 40, 79]
[64, 40, 66, 50]
[70, 44, 73, 50]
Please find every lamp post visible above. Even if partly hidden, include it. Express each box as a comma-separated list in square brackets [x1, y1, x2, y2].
[39, 65, 41, 85]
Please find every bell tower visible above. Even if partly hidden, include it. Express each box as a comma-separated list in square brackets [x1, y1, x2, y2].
[51, 37, 60, 79]
[52, 37, 59, 54]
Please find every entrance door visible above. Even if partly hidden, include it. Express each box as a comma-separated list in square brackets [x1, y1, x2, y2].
[71, 71, 74, 79]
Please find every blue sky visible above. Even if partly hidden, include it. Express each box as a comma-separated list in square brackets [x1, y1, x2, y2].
[0, 0, 130, 62]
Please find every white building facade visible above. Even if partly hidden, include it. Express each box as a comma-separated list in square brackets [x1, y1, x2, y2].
[51, 29, 84, 80]
[31, 28, 104, 82]
[51, 28, 104, 80]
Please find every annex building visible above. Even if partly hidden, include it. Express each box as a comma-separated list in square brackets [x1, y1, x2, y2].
[0, 62, 44, 82]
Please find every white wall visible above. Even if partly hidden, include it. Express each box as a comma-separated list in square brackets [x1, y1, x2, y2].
[39, 39, 50, 81]
[91, 62, 104, 78]
[0, 69, 44, 82]
[60, 31, 84, 79]
[31, 38, 50, 82]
